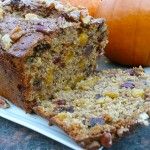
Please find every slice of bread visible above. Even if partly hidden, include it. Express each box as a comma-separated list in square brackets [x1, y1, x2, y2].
[34, 67, 150, 149]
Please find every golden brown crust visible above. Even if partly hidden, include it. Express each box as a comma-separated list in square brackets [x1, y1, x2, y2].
[50, 109, 150, 150]
[50, 117, 138, 149]
[0, 54, 30, 111]
[0, 32, 46, 112]
[33, 106, 56, 120]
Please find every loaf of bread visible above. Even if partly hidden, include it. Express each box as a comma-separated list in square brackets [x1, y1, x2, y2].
[34, 67, 150, 149]
[0, 0, 107, 112]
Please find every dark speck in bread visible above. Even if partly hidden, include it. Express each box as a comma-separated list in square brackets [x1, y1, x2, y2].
[33, 79, 42, 91]
[89, 117, 105, 127]
[59, 106, 74, 113]
[84, 45, 93, 56]
[95, 94, 102, 99]
[121, 81, 135, 89]
[54, 99, 66, 105]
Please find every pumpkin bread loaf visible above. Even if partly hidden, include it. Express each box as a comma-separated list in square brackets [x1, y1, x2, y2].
[0, 0, 107, 112]
[34, 67, 150, 149]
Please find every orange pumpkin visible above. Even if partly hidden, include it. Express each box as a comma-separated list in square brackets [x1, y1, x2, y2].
[61, 0, 100, 17]
[98, 0, 150, 66]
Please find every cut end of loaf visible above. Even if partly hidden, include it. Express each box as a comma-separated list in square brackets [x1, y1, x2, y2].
[24, 20, 107, 103]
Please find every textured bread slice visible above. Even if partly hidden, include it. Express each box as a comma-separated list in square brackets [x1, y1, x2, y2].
[34, 67, 150, 149]
[0, 0, 107, 112]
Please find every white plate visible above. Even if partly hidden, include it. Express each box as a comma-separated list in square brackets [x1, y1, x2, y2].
[0, 60, 150, 150]
[0, 100, 86, 150]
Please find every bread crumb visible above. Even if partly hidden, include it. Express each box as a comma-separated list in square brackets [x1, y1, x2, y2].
[1, 34, 12, 50]
[25, 13, 39, 20]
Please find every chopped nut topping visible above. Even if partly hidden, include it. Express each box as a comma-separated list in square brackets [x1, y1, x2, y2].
[25, 13, 39, 20]
[1, 34, 12, 50]
[10, 26, 25, 42]
[39, 0, 50, 4]
[80, 15, 91, 25]
[57, 17, 73, 28]
[80, 9, 91, 25]
[68, 10, 80, 21]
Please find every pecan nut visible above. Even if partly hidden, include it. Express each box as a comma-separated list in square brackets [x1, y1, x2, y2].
[0, 97, 10, 109]
[100, 132, 112, 148]
[10, 26, 25, 42]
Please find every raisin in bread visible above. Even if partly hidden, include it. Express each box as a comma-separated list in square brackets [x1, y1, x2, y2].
[0, 0, 107, 112]
[34, 67, 150, 149]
